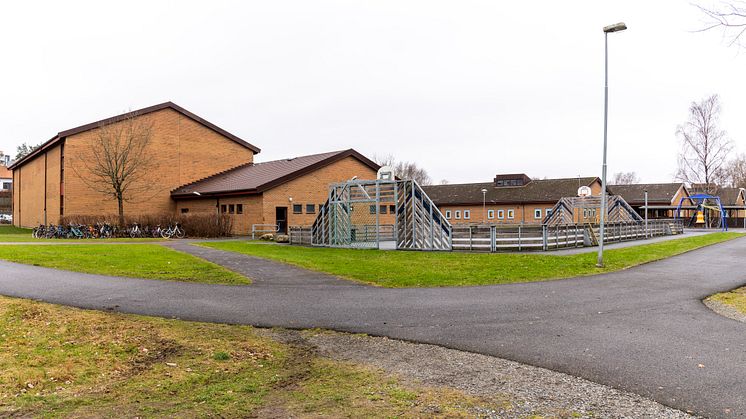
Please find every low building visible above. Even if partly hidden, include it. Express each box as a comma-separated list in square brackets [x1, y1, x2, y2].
[171, 149, 380, 235]
[10, 102, 261, 227]
[423, 174, 602, 225]
[607, 183, 690, 219]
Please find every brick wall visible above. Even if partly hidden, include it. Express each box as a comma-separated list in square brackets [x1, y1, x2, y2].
[262, 156, 378, 231]
[13, 108, 255, 227]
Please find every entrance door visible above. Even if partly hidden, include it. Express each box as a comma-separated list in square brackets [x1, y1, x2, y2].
[275, 207, 288, 234]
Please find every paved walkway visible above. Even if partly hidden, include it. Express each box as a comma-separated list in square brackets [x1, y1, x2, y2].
[1, 239, 746, 418]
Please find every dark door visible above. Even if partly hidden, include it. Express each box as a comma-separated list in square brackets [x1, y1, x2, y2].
[275, 207, 288, 234]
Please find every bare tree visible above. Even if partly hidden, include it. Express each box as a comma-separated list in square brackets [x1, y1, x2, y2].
[675, 95, 733, 193]
[696, 1, 746, 47]
[72, 111, 155, 226]
[373, 154, 432, 185]
[611, 171, 640, 185]
[15, 142, 43, 160]
[439, 179, 449, 185]
[722, 153, 746, 188]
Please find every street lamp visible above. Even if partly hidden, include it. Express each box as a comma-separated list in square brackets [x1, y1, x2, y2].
[597, 21, 627, 268]
[481, 188, 488, 223]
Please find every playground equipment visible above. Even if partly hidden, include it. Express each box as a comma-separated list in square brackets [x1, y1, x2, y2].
[310, 179, 452, 251]
[675, 194, 727, 231]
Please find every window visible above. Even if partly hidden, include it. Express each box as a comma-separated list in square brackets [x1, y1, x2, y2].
[369, 205, 376, 214]
[507, 209, 514, 219]
[534, 209, 542, 219]
[463, 210, 471, 219]
[546, 208, 552, 216]
[379, 205, 387, 214]
[455, 210, 461, 219]
[488, 209, 495, 219]
[181, 208, 189, 214]
[389, 205, 395, 213]
[221, 204, 227, 214]
[497, 210, 504, 219]
[237, 204, 243, 214]
[306, 204, 315, 214]
[293, 204, 302, 214]
[445, 210, 451, 219]
[2, 183, 9, 190]
[229, 204, 235, 214]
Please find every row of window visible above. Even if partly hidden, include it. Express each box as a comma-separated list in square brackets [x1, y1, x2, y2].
[370, 205, 396, 214]
[219, 204, 244, 214]
[293, 203, 323, 214]
[444, 208, 553, 221]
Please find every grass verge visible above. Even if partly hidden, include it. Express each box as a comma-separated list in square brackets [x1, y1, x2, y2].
[0, 244, 248, 285]
[707, 287, 746, 315]
[201, 233, 742, 287]
[0, 296, 504, 417]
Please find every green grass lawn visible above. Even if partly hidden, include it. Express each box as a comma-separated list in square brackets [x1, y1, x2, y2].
[0, 225, 160, 243]
[0, 244, 248, 285]
[201, 233, 742, 287]
[0, 296, 505, 417]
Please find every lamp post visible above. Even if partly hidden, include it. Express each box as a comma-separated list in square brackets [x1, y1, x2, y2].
[645, 189, 648, 239]
[481, 188, 488, 224]
[597, 21, 627, 268]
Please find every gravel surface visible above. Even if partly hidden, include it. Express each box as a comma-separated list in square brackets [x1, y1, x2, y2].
[705, 299, 746, 324]
[261, 328, 694, 419]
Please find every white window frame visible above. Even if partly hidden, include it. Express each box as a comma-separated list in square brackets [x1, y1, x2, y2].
[507, 209, 515, 219]
[546, 208, 553, 216]
[463, 210, 471, 219]
[487, 209, 495, 219]
[455, 210, 461, 219]
[497, 210, 505, 219]
[445, 210, 451, 219]
[534, 209, 542, 219]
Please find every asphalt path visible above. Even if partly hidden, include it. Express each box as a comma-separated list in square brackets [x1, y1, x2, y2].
[1, 238, 745, 417]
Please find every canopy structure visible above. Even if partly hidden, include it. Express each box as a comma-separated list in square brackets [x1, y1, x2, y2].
[675, 194, 727, 231]
[543, 195, 642, 226]
[310, 179, 452, 251]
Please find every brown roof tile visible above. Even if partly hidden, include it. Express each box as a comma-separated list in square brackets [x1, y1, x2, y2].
[171, 149, 379, 197]
[608, 183, 686, 205]
[422, 177, 600, 205]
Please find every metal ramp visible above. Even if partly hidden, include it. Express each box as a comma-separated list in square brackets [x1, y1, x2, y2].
[311, 179, 452, 251]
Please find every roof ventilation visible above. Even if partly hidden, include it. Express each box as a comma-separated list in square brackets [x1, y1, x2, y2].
[494, 174, 531, 187]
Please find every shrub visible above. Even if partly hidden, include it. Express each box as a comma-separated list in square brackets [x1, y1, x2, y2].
[60, 213, 233, 238]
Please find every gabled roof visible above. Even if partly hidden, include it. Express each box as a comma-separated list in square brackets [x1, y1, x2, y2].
[608, 183, 687, 205]
[688, 185, 745, 205]
[422, 177, 600, 205]
[9, 101, 260, 170]
[171, 149, 379, 197]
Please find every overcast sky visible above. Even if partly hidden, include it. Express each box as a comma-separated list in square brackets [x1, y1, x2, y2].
[2, 1, 745, 184]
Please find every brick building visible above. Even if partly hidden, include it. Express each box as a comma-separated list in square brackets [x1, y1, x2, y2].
[10, 102, 263, 227]
[608, 183, 690, 219]
[0, 160, 11, 216]
[9, 101, 381, 234]
[423, 174, 602, 225]
[171, 149, 379, 234]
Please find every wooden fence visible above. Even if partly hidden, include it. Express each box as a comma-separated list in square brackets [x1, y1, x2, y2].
[452, 219, 683, 252]
[291, 219, 684, 252]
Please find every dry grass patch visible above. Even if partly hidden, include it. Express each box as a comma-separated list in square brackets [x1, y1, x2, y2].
[707, 286, 746, 315]
[0, 296, 508, 417]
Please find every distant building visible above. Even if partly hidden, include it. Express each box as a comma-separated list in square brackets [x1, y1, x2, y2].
[423, 174, 602, 225]
[0, 154, 11, 216]
[607, 183, 690, 219]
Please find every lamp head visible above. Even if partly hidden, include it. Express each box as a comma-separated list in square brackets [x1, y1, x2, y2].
[603, 22, 627, 33]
